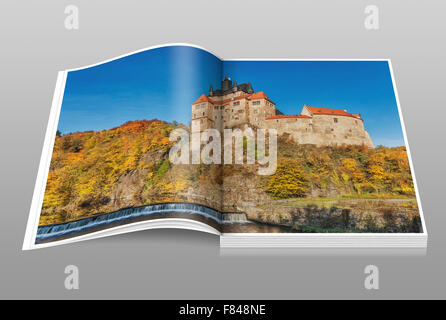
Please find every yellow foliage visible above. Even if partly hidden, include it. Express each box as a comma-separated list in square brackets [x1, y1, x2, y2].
[342, 158, 357, 172]
[40, 120, 178, 225]
[41, 119, 417, 226]
[267, 158, 308, 199]
[276, 140, 415, 198]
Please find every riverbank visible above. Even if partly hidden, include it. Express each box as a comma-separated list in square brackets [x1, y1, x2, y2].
[243, 197, 421, 233]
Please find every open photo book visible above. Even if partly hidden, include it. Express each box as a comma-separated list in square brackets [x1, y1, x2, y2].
[23, 44, 427, 250]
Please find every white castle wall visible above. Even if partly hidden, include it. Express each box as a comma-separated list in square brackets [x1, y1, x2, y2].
[264, 114, 374, 148]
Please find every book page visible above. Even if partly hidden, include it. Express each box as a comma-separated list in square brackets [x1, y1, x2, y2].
[219, 59, 425, 236]
[27, 45, 226, 247]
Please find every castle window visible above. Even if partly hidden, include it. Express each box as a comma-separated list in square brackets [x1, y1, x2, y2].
[202, 112, 205, 116]
[252, 101, 260, 106]
[233, 101, 240, 106]
[254, 109, 258, 114]
[334, 118, 338, 123]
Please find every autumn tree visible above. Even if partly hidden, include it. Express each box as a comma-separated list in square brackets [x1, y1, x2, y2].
[267, 158, 308, 199]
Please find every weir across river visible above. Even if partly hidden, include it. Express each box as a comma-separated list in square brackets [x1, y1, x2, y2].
[36, 202, 248, 243]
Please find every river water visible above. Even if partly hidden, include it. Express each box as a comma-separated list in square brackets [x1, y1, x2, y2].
[36, 202, 297, 244]
[36, 202, 224, 243]
[222, 221, 294, 233]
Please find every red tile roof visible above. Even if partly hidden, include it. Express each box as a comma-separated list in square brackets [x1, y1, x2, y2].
[193, 91, 275, 106]
[192, 94, 216, 105]
[266, 115, 311, 120]
[248, 91, 274, 104]
[248, 91, 266, 100]
[304, 106, 361, 119]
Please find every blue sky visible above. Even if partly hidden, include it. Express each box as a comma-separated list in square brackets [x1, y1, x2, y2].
[59, 45, 404, 147]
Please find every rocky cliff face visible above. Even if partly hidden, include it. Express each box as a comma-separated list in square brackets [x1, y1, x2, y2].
[255, 201, 421, 233]
[221, 164, 420, 233]
[40, 119, 419, 233]
[40, 120, 223, 225]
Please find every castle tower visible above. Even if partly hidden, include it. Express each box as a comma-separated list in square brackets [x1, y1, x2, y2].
[192, 76, 276, 131]
[221, 75, 232, 92]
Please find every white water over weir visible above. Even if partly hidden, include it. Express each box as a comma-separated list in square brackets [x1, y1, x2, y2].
[221, 212, 248, 223]
[36, 202, 224, 243]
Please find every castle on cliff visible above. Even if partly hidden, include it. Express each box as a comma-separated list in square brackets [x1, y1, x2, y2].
[191, 76, 374, 148]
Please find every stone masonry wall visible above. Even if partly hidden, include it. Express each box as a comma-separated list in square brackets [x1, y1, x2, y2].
[264, 114, 374, 147]
[192, 90, 374, 148]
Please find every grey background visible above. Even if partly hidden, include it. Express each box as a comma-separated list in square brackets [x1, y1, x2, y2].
[0, 0, 445, 299]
